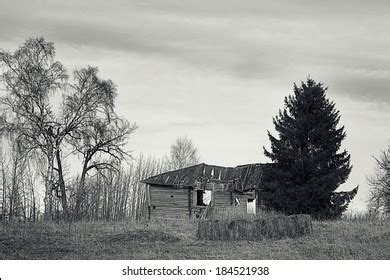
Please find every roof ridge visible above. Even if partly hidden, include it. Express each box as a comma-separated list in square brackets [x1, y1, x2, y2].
[140, 163, 205, 184]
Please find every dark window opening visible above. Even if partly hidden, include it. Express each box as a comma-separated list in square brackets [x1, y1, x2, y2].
[197, 190, 205, 206]
[196, 190, 211, 206]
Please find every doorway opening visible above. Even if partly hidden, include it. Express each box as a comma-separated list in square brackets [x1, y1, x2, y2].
[247, 198, 256, 214]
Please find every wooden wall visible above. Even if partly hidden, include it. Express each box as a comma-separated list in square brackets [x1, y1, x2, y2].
[148, 185, 190, 219]
[147, 184, 256, 220]
[210, 191, 251, 217]
[213, 190, 232, 208]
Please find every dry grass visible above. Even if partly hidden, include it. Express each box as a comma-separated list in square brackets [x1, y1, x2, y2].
[0, 214, 389, 260]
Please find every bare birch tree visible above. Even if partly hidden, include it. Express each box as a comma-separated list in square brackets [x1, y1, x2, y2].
[0, 38, 67, 219]
[368, 143, 390, 215]
[1, 37, 136, 220]
[68, 108, 137, 219]
[166, 136, 200, 170]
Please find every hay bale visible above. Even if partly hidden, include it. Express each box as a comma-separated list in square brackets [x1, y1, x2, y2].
[210, 219, 228, 240]
[227, 219, 253, 240]
[252, 218, 266, 239]
[197, 219, 212, 240]
[197, 214, 312, 240]
[257, 215, 295, 239]
[197, 220, 229, 240]
[253, 214, 312, 239]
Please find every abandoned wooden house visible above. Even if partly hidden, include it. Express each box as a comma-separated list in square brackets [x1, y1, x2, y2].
[141, 163, 266, 219]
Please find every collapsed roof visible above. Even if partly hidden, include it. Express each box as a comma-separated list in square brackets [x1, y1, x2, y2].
[141, 163, 266, 191]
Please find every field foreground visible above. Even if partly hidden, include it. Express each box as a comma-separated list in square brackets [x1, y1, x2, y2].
[0, 218, 389, 259]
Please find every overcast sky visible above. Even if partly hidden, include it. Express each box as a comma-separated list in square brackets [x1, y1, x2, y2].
[1, 0, 389, 212]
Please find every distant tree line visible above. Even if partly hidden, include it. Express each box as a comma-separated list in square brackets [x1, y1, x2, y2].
[0, 136, 39, 221]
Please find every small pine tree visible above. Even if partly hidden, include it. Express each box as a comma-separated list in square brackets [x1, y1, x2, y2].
[263, 78, 355, 218]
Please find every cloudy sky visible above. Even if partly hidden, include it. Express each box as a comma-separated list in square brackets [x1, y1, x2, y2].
[1, 0, 389, 212]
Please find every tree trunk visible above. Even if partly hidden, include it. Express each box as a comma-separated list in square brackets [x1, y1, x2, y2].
[74, 158, 89, 220]
[55, 147, 68, 220]
[43, 148, 54, 221]
[1, 160, 7, 220]
[9, 155, 18, 221]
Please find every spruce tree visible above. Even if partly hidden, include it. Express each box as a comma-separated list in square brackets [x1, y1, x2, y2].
[263, 78, 356, 218]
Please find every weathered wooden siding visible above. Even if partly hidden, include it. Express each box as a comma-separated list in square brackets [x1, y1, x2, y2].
[210, 191, 255, 218]
[213, 191, 232, 207]
[147, 183, 257, 220]
[209, 190, 232, 218]
[149, 185, 189, 219]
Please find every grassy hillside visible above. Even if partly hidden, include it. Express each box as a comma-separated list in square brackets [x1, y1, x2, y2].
[0, 216, 389, 259]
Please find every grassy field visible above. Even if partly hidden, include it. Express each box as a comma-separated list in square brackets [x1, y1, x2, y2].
[0, 216, 389, 260]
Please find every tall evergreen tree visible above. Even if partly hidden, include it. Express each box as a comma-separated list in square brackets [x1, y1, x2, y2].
[263, 78, 357, 218]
